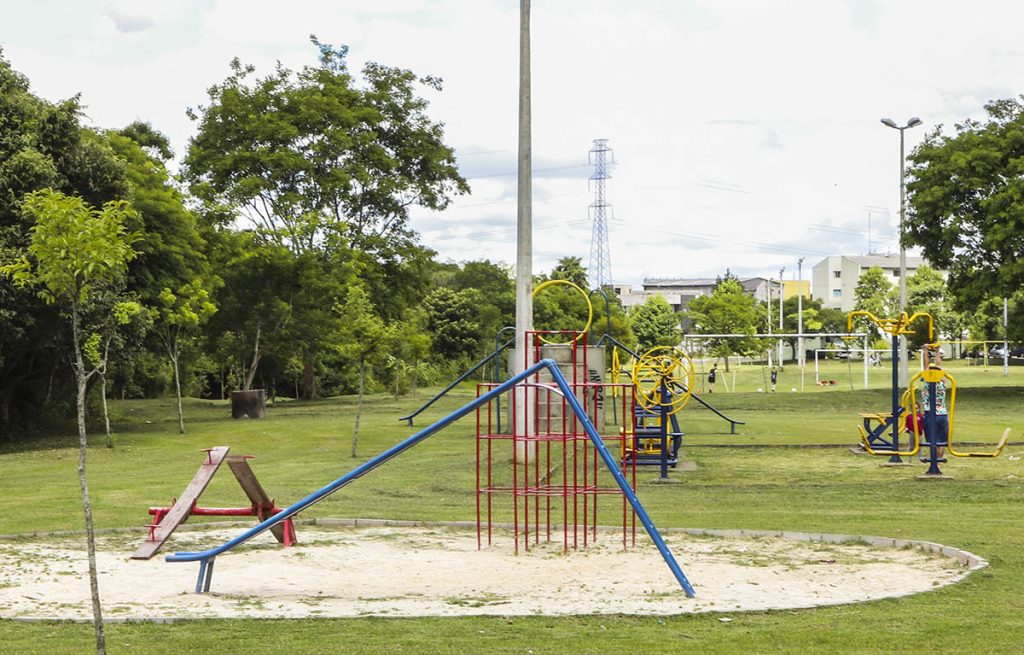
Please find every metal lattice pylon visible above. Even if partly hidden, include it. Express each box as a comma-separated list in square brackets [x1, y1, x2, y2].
[588, 139, 614, 289]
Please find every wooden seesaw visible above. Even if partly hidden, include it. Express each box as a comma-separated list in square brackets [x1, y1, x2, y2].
[131, 446, 296, 560]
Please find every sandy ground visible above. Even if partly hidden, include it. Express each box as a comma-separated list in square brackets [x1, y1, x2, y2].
[0, 523, 980, 621]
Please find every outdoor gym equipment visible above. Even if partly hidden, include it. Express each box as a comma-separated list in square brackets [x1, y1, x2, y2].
[166, 358, 696, 598]
[597, 333, 745, 434]
[132, 447, 295, 560]
[847, 310, 933, 463]
[904, 365, 1011, 476]
[623, 346, 697, 478]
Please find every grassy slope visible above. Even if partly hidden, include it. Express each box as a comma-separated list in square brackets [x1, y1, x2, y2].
[1, 359, 1022, 654]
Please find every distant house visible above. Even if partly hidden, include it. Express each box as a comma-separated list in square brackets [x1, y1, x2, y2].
[811, 254, 939, 312]
[614, 277, 805, 313]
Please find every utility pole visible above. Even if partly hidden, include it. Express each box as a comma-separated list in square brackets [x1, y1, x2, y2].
[514, 0, 533, 445]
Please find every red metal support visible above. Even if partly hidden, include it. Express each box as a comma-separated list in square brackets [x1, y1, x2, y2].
[475, 332, 637, 560]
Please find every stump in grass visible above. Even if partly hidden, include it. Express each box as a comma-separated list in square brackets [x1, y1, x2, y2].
[231, 389, 266, 419]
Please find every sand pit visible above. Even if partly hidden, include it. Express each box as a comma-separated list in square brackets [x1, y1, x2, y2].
[0, 521, 983, 621]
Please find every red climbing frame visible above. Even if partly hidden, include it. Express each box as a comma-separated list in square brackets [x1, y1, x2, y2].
[476, 331, 637, 554]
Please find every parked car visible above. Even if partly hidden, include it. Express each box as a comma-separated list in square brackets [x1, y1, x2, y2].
[989, 345, 1009, 360]
[1011, 346, 1024, 359]
[961, 348, 983, 359]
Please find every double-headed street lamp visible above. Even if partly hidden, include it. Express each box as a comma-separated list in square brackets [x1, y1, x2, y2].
[880, 116, 922, 387]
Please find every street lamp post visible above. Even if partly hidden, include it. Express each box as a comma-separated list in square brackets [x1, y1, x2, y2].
[797, 258, 804, 369]
[880, 116, 922, 388]
[778, 267, 785, 365]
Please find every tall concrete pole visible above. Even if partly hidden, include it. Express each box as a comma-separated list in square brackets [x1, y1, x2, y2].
[514, 0, 533, 373]
[514, 0, 533, 441]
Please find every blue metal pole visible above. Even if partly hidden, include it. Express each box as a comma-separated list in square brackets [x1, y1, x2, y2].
[924, 380, 942, 476]
[889, 335, 903, 463]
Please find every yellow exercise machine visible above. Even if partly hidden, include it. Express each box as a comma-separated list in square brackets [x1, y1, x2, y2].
[622, 346, 696, 478]
[846, 310, 933, 463]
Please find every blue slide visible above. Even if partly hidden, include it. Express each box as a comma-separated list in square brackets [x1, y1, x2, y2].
[167, 358, 696, 598]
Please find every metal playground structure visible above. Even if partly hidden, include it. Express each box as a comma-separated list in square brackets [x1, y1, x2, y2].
[165, 356, 697, 598]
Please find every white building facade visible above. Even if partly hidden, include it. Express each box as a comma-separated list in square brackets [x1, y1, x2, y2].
[811, 254, 928, 312]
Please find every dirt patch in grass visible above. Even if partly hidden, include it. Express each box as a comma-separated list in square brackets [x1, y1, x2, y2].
[0, 524, 976, 620]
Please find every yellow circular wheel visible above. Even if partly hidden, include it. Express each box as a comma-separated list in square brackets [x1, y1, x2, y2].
[631, 346, 696, 415]
[530, 279, 594, 345]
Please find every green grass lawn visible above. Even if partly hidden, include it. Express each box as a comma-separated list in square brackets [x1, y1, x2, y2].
[1, 360, 1023, 654]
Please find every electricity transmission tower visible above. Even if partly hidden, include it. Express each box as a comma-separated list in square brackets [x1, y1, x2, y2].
[588, 138, 614, 289]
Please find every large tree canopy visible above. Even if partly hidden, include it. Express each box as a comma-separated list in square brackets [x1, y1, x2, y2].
[0, 50, 129, 431]
[906, 97, 1024, 305]
[184, 36, 468, 256]
[685, 277, 763, 362]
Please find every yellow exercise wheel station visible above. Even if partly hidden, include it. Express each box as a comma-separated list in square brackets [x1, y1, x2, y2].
[624, 346, 697, 476]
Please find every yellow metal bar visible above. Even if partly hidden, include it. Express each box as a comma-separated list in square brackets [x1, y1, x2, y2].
[858, 423, 920, 457]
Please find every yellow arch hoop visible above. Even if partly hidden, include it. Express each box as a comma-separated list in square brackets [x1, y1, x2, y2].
[631, 346, 697, 415]
[530, 279, 594, 345]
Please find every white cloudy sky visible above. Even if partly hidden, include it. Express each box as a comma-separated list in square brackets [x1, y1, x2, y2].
[2, 0, 1022, 286]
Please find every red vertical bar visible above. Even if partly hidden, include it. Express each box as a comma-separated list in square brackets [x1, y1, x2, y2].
[564, 383, 571, 552]
[512, 386, 519, 555]
[475, 384, 482, 550]
[487, 387, 494, 547]
[546, 433, 552, 542]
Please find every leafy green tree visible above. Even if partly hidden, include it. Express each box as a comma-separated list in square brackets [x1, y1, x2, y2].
[448, 260, 515, 342]
[0, 51, 129, 432]
[184, 38, 466, 394]
[905, 265, 953, 348]
[185, 38, 467, 254]
[685, 277, 763, 368]
[630, 295, 681, 351]
[905, 97, 1024, 306]
[2, 189, 138, 655]
[206, 234, 298, 393]
[153, 282, 217, 433]
[108, 125, 209, 304]
[533, 281, 591, 337]
[423, 287, 484, 363]
[337, 284, 389, 458]
[852, 267, 898, 340]
[547, 256, 589, 289]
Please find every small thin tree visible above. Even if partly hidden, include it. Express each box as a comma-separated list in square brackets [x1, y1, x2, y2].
[339, 285, 388, 458]
[154, 282, 217, 433]
[2, 189, 138, 655]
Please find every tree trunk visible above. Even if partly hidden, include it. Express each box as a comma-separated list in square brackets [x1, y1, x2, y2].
[72, 307, 106, 655]
[301, 359, 316, 400]
[351, 358, 365, 458]
[99, 372, 112, 448]
[171, 351, 185, 434]
[243, 326, 261, 391]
